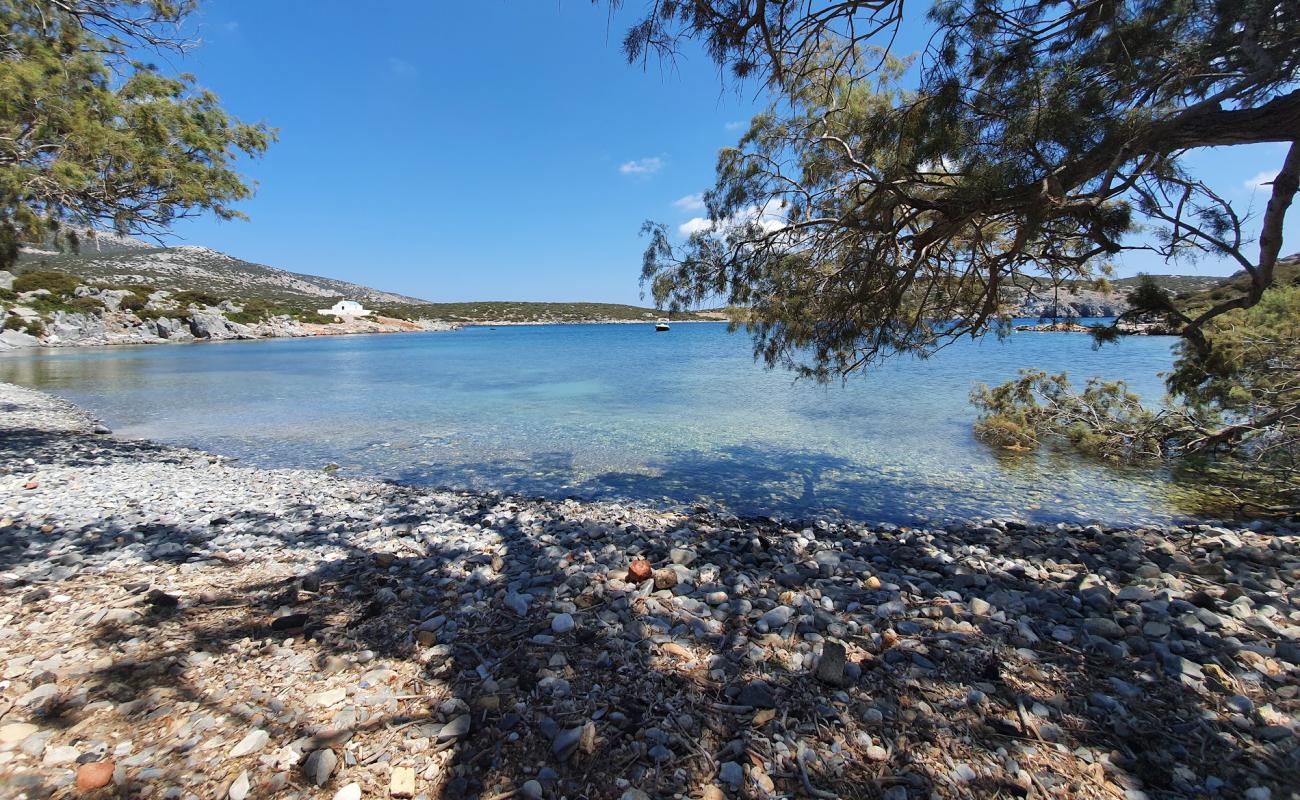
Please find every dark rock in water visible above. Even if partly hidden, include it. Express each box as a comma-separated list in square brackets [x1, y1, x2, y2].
[92, 423, 112, 435]
[271, 613, 310, 631]
[737, 680, 777, 708]
[815, 641, 848, 686]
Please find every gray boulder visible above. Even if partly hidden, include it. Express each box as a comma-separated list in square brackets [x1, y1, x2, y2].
[0, 270, 13, 290]
[1071, 300, 1128, 317]
[188, 312, 230, 339]
[153, 316, 184, 339]
[144, 290, 174, 310]
[226, 320, 258, 339]
[98, 289, 136, 312]
[187, 312, 259, 340]
[0, 329, 40, 349]
[46, 312, 107, 345]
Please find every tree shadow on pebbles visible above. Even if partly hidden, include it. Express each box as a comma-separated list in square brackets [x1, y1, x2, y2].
[0, 428, 1297, 800]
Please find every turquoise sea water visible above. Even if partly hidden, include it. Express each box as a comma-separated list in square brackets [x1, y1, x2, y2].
[0, 322, 1212, 525]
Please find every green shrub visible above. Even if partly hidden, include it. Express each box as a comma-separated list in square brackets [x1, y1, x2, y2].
[12, 270, 80, 296]
[226, 309, 262, 324]
[65, 296, 104, 315]
[3, 316, 44, 337]
[172, 289, 221, 308]
[226, 298, 279, 324]
[225, 299, 335, 325]
[118, 292, 147, 312]
[22, 293, 102, 315]
[0, 287, 15, 303]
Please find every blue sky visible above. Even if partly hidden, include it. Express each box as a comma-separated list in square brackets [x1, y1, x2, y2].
[165, 2, 1296, 305]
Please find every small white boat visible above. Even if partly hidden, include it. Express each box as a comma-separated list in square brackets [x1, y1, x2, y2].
[655, 320, 670, 332]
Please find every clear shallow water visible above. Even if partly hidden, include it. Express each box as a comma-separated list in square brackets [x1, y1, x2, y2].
[0, 322, 1214, 525]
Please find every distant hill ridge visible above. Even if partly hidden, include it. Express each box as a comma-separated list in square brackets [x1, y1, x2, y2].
[12, 230, 715, 323]
[17, 230, 429, 308]
[14, 228, 1286, 323]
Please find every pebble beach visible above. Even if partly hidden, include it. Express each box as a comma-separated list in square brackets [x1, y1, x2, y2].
[1, 381, 1297, 799]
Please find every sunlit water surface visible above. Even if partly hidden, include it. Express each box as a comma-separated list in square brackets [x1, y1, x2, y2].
[0, 322, 1216, 525]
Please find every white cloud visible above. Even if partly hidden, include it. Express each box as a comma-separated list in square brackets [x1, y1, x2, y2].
[678, 217, 713, 236]
[919, 156, 960, 174]
[220, 21, 240, 33]
[1245, 170, 1278, 191]
[724, 120, 746, 132]
[677, 200, 787, 237]
[744, 200, 788, 233]
[388, 57, 418, 78]
[619, 157, 664, 176]
[673, 193, 705, 212]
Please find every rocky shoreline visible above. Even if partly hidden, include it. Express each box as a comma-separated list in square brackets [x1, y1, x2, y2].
[1012, 320, 1181, 336]
[0, 309, 458, 352]
[0, 271, 459, 351]
[1, 383, 1297, 800]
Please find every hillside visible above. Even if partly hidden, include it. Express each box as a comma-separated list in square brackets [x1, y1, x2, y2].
[16, 235, 428, 311]
[374, 301, 718, 324]
[1001, 269, 1268, 319]
[11, 232, 712, 324]
[1111, 274, 1224, 294]
[14, 230, 1277, 327]
[1175, 255, 1300, 314]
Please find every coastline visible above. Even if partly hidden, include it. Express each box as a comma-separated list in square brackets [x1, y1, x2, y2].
[0, 317, 731, 353]
[461, 318, 726, 327]
[1, 382, 1297, 799]
[0, 312, 460, 353]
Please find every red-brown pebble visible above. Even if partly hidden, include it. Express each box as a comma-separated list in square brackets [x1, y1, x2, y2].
[23, 481, 38, 490]
[76, 761, 114, 791]
[628, 559, 653, 582]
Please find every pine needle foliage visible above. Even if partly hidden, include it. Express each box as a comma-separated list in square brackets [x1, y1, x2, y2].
[0, 1, 274, 267]
[615, 0, 1299, 378]
[975, 287, 1300, 513]
[607, 0, 1300, 513]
